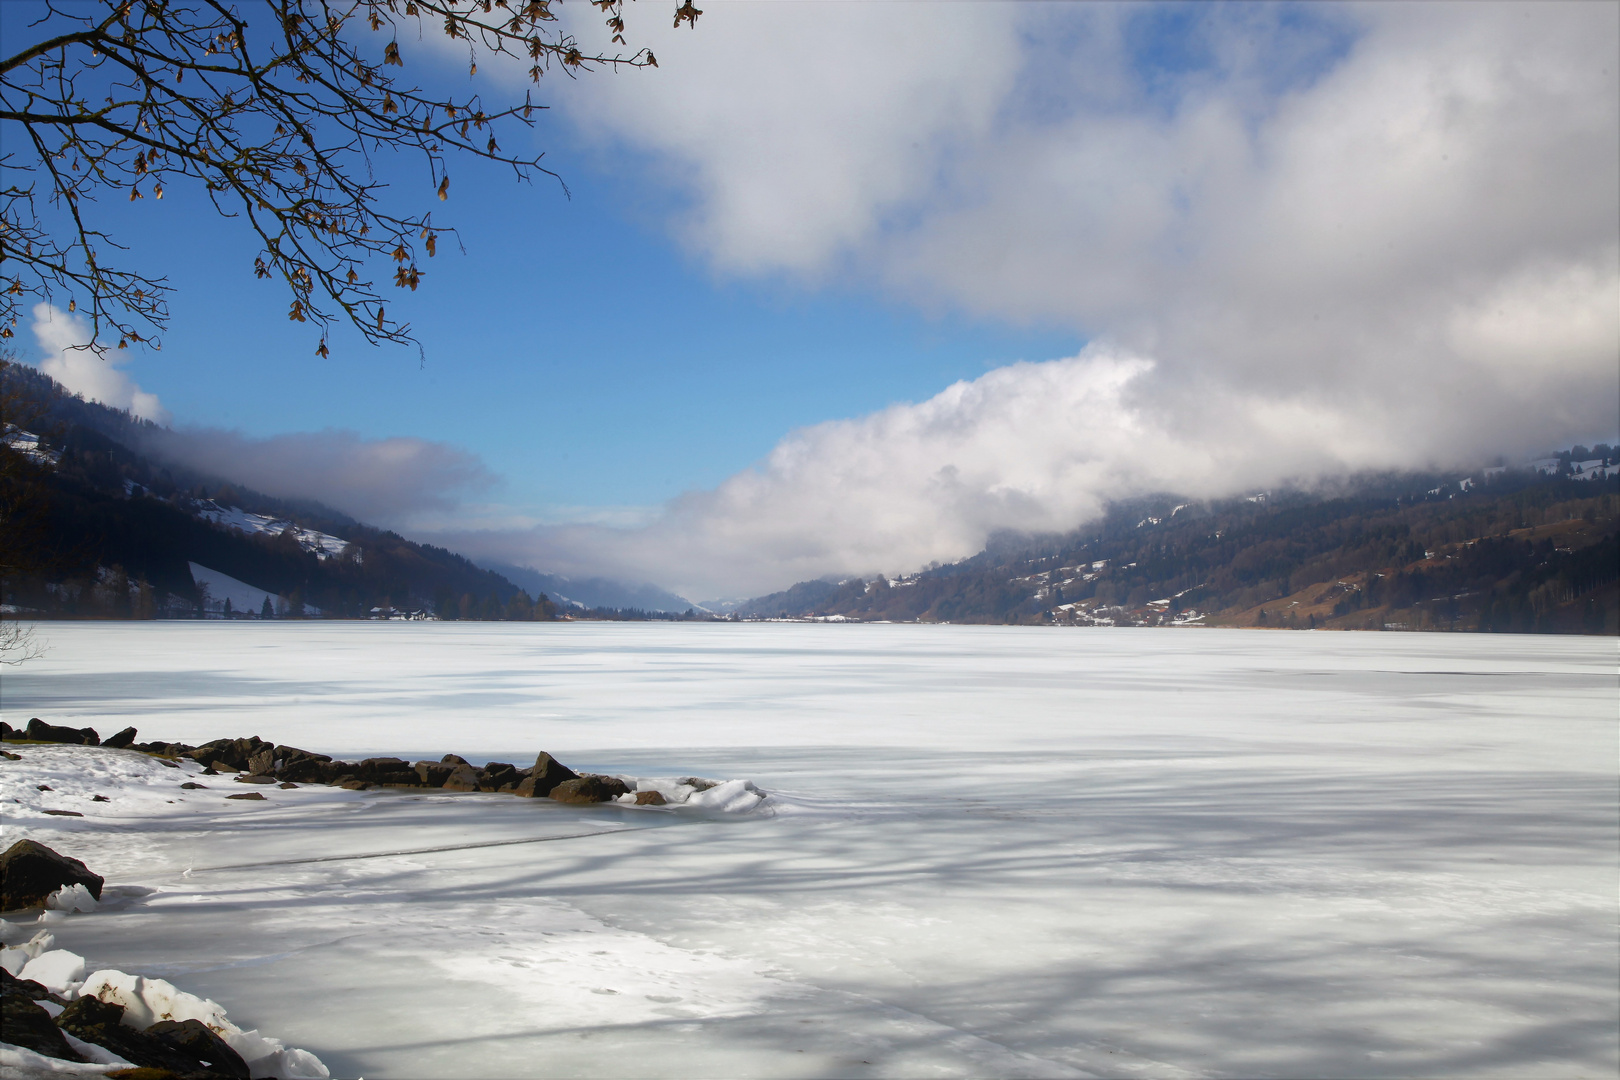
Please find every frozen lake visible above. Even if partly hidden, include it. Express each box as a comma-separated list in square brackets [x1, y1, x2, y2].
[3, 623, 1616, 1078]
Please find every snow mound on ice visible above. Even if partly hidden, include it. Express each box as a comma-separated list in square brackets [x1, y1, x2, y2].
[18, 949, 85, 995]
[57, 1035, 129, 1067]
[615, 775, 770, 813]
[0, 1042, 126, 1077]
[684, 778, 767, 813]
[47, 884, 98, 913]
[82, 970, 330, 1080]
[0, 926, 56, 975]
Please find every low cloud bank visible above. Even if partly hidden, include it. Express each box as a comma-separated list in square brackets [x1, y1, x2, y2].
[141, 426, 497, 528]
[438, 336, 1616, 601]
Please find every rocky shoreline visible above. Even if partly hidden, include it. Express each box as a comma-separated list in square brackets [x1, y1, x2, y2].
[2, 839, 325, 1079]
[0, 718, 737, 808]
[1, 723, 768, 1078]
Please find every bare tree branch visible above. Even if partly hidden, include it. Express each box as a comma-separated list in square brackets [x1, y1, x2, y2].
[1, 0, 676, 357]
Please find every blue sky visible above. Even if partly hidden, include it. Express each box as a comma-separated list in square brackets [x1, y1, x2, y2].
[11, 2, 1617, 597]
[57, 137, 1083, 521]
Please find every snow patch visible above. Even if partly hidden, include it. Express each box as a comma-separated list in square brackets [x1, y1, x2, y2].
[193, 502, 350, 560]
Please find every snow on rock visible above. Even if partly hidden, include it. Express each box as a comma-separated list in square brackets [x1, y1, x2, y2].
[82, 970, 330, 1080]
[0, 925, 56, 975]
[616, 775, 770, 813]
[56, 1035, 129, 1068]
[684, 778, 767, 813]
[46, 884, 98, 913]
[18, 949, 86, 995]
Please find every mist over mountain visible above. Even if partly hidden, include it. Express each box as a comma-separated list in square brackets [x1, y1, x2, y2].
[729, 461, 1619, 634]
[479, 562, 696, 615]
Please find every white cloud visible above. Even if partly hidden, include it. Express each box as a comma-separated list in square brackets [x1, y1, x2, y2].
[442, 344, 1446, 600]
[447, 3, 1620, 597]
[29, 303, 169, 423]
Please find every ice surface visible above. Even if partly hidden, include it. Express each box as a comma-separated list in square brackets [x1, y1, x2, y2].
[1, 623, 1616, 1078]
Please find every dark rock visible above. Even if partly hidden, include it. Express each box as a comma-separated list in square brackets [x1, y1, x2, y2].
[273, 745, 331, 766]
[225, 791, 267, 801]
[278, 782, 298, 789]
[358, 757, 409, 776]
[677, 777, 719, 791]
[0, 839, 104, 910]
[25, 718, 99, 746]
[277, 758, 338, 784]
[92, 795, 110, 803]
[0, 749, 20, 760]
[0, 721, 12, 740]
[2, 991, 84, 1062]
[37, 784, 52, 791]
[441, 754, 469, 766]
[245, 748, 276, 776]
[413, 762, 453, 787]
[549, 775, 631, 804]
[524, 752, 579, 798]
[338, 780, 372, 791]
[201, 765, 219, 775]
[2, 965, 69, 1006]
[56, 995, 226, 1077]
[180, 782, 208, 790]
[103, 727, 139, 749]
[187, 737, 267, 773]
[233, 774, 277, 785]
[42, 809, 83, 817]
[440, 764, 481, 792]
[146, 1018, 251, 1080]
[634, 790, 667, 806]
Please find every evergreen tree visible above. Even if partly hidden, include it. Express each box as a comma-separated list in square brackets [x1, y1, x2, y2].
[261, 596, 274, 620]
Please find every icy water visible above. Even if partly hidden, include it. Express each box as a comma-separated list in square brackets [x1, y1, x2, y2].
[2, 623, 1616, 1078]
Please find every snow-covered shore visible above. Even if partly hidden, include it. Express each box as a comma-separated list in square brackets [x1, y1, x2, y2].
[2, 622, 1615, 1078]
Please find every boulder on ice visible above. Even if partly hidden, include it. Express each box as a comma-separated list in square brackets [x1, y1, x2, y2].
[0, 840, 104, 912]
[148, 1018, 252, 1080]
[18, 718, 101, 745]
[103, 726, 139, 749]
[441, 764, 481, 792]
[1, 967, 82, 1062]
[549, 775, 631, 804]
[57, 994, 241, 1077]
[514, 752, 579, 798]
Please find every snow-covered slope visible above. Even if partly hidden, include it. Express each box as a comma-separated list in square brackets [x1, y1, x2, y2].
[193, 502, 350, 560]
[188, 563, 322, 617]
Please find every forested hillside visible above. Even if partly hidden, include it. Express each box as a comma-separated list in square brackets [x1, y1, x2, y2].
[736, 465, 1619, 634]
[1, 364, 551, 619]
